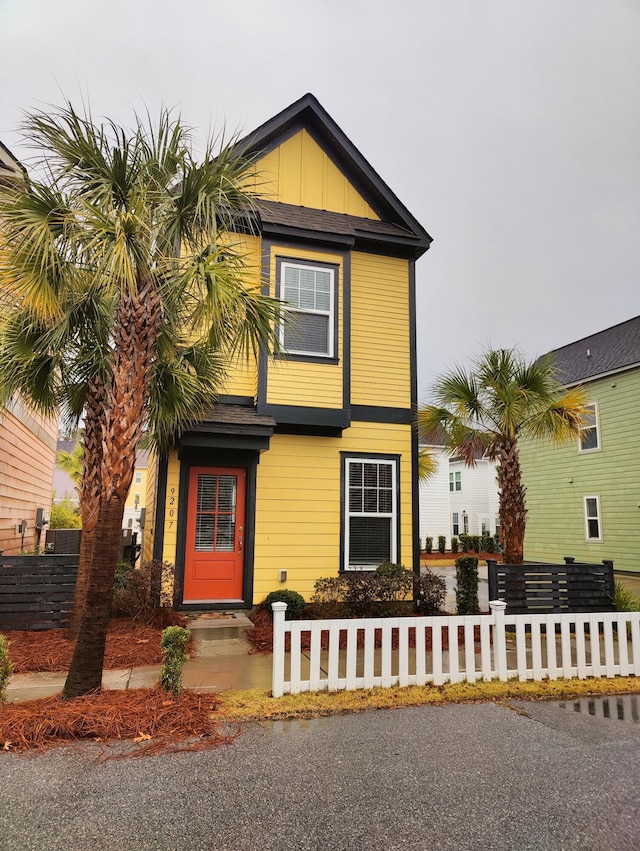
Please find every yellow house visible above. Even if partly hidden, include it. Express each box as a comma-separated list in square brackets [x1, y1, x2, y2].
[144, 94, 432, 608]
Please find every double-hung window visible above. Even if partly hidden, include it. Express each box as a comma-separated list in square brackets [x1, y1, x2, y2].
[579, 403, 600, 452]
[452, 512, 459, 536]
[584, 496, 602, 541]
[344, 456, 398, 570]
[449, 471, 461, 492]
[278, 260, 336, 358]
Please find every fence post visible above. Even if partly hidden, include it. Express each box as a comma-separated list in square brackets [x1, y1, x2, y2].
[489, 599, 508, 682]
[271, 602, 288, 698]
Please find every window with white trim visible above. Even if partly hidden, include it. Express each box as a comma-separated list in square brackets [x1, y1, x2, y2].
[584, 496, 602, 541]
[449, 471, 461, 492]
[278, 261, 335, 358]
[135, 472, 142, 484]
[579, 403, 600, 452]
[345, 457, 397, 570]
[452, 512, 459, 536]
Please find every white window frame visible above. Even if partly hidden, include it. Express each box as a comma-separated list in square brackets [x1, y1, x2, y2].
[135, 472, 142, 484]
[578, 402, 600, 453]
[449, 471, 461, 492]
[278, 261, 336, 358]
[344, 457, 398, 571]
[452, 512, 459, 536]
[584, 495, 602, 542]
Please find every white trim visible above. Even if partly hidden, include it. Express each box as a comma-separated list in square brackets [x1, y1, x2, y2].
[584, 494, 602, 542]
[345, 457, 397, 570]
[279, 261, 335, 358]
[578, 401, 601, 453]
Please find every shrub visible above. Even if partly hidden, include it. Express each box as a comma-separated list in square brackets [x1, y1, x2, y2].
[484, 535, 495, 554]
[471, 535, 481, 553]
[425, 536, 433, 554]
[265, 589, 306, 620]
[460, 534, 470, 553]
[451, 537, 459, 554]
[0, 634, 13, 703]
[437, 535, 446, 554]
[414, 569, 447, 615]
[160, 626, 190, 695]
[455, 556, 479, 615]
[111, 560, 164, 620]
[374, 562, 414, 616]
[311, 563, 414, 618]
[613, 581, 640, 612]
[49, 498, 82, 529]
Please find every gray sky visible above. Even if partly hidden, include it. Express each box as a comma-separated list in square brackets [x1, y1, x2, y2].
[2, 0, 638, 401]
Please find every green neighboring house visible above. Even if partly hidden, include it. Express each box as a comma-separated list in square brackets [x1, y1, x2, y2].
[520, 316, 640, 573]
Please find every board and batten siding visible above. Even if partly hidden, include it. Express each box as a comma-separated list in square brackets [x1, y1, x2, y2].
[252, 129, 380, 219]
[519, 368, 640, 573]
[350, 252, 411, 408]
[0, 399, 57, 554]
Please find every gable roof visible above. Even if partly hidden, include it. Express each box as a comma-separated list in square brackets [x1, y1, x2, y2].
[0, 141, 26, 181]
[236, 93, 432, 258]
[544, 315, 640, 385]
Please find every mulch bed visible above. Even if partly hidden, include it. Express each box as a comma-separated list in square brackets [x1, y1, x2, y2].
[0, 687, 235, 756]
[247, 607, 481, 655]
[421, 551, 503, 562]
[3, 614, 191, 674]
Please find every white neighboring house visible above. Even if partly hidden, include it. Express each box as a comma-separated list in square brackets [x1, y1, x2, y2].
[419, 442, 500, 549]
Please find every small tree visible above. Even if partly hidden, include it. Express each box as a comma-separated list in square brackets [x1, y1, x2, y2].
[49, 498, 82, 529]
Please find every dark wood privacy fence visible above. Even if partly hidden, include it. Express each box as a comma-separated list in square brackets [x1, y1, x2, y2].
[0, 555, 79, 631]
[487, 558, 615, 614]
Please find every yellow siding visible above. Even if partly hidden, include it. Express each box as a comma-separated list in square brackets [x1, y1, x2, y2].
[162, 452, 181, 565]
[253, 130, 380, 219]
[252, 421, 413, 602]
[266, 244, 343, 409]
[351, 252, 411, 407]
[142, 452, 159, 563]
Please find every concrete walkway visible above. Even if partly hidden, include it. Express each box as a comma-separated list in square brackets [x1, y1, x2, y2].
[6, 633, 274, 704]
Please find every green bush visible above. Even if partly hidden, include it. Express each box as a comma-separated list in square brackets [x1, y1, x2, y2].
[455, 556, 479, 615]
[414, 569, 447, 615]
[613, 581, 640, 612]
[437, 535, 446, 554]
[484, 535, 496, 554]
[425, 536, 433, 554]
[460, 534, 470, 553]
[114, 560, 133, 590]
[111, 561, 163, 621]
[471, 535, 481, 553]
[49, 498, 82, 529]
[451, 537, 459, 554]
[265, 589, 306, 620]
[160, 626, 190, 695]
[311, 563, 414, 618]
[0, 634, 13, 703]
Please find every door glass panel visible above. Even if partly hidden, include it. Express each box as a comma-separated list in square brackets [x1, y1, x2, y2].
[194, 473, 237, 552]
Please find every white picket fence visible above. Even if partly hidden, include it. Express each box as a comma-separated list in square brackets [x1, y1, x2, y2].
[270, 601, 640, 698]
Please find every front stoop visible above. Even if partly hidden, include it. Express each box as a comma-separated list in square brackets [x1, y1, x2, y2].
[184, 611, 254, 643]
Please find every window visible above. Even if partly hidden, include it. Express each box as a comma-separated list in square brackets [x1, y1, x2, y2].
[449, 471, 461, 492]
[134, 493, 141, 508]
[579, 403, 600, 452]
[463, 512, 469, 534]
[278, 260, 336, 358]
[344, 457, 398, 570]
[452, 512, 459, 536]
[135, 472, 142, 484]
[584, 496, 602, 541]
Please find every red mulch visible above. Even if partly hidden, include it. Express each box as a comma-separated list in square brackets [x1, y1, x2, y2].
[421, 551, 503, 562]
[3, 614, 191, 674]
[0, 687, 235, 756]
[247, 607, 480, 655]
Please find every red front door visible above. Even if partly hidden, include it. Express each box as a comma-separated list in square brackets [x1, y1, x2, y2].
[183, 467, 246, 602]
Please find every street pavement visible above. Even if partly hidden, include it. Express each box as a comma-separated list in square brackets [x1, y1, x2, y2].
[2, 699, 640, 850]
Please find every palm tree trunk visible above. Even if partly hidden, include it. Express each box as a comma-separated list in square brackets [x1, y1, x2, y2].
[68, 376, 106, 640]
[62, 496, 125, 697]
[498, 441, 527, 564]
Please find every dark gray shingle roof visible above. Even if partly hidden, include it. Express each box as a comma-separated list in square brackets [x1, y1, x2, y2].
[544, 315, 640, 385]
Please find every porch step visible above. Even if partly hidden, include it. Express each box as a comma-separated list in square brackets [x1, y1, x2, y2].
[184, 611, 254, 642]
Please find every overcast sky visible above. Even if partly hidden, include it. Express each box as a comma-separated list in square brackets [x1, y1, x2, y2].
[1, 0, 638, 401]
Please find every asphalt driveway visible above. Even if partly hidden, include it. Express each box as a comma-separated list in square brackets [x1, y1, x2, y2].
[2, 700, 640, 850]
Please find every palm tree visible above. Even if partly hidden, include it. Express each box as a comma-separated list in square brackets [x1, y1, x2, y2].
[56, 443, 83, 488]
[418, 348, 588, 564]
[417, 447, 438, 481]
[0, 103, 281, 697]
